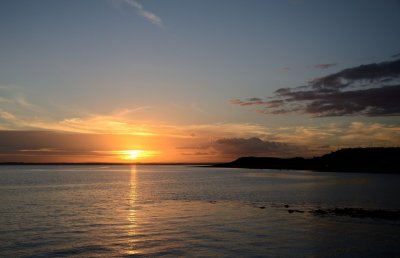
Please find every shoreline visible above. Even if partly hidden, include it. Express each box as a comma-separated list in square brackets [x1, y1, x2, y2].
[213, 147, 400, 174]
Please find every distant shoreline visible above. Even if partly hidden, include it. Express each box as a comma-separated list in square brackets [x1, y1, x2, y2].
[214, 147, 400, 174]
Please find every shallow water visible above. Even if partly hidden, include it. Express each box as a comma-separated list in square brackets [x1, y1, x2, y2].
[0, 165, 399, 257]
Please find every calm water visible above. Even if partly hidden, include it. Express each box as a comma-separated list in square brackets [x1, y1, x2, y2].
[0, 165, 399, 257]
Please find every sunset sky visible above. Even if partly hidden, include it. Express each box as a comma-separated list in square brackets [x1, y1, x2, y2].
[1, 0, 400, 163]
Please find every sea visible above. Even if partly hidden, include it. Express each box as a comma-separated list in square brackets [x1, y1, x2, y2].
[0, 165, 399, 257]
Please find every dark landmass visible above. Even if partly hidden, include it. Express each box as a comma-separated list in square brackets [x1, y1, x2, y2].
[214, 147, 400, 173]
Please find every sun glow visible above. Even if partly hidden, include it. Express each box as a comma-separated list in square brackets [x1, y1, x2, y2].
[126, 150, 141, 160]
[93, 149, 160, 162]
[114, 149, 159, 161]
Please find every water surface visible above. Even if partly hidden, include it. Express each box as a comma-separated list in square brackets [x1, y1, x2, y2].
[1, 165, 399, 257]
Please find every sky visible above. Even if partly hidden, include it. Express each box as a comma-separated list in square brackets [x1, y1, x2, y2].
[0, 0, 400, 163]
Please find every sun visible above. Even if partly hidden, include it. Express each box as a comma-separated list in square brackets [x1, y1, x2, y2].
[126, 150, 142, 160]
[113, 149, 158, 161]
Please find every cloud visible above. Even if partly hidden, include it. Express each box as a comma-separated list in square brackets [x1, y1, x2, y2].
[230, 98, 283, 108]
[230, 98, 267, 106]
[213, 137, 299, 157]
[271, 122, 400, 150]
[0, 111, 17, 121]
[0, 130, 161, 162]
[311, 63, 337, 69]
[392, 53, 400, 59]
[310, 59, 400, 90]
[0, 92, 157, 135]
[123, 0, 163, 27]
[232, 59, 400, 116]
[337, 122, 400, 146]
[179, 136, 305, 159]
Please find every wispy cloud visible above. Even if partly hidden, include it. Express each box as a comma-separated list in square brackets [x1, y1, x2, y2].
[230, 98, 283, 108]
[232, 58, 400, 117]
[311, 63, 337, 69]
[338, 122, 400, 146]
[0, 90, 157, 135]
[123, 0, 163, 27]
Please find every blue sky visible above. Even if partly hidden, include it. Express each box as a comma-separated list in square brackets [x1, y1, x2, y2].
[0, 0, 399, 162]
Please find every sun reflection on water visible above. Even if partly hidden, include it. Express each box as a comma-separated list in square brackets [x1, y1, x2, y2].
[127, 165, 138, 255]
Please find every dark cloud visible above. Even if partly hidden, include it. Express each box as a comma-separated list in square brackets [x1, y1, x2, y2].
[311, 63, 337, 69]
[177, 137, 302, 158]
[392, 53, 400, 59]
[230, 98, 283, 107]
[231, 59, 400, 117]
[310, 59, 400, 90]
[214, 137, 299, 157]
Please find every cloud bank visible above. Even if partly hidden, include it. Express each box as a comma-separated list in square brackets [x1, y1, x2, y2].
[1, 121, 399, 162]
[213, 137, 299, 157]
[232, 59, 400, 117]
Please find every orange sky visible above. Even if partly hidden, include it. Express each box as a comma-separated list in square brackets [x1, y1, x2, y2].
[1, 119, 399, 163]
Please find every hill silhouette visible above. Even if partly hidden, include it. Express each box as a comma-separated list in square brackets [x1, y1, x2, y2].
[215, 147, 400, 173]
